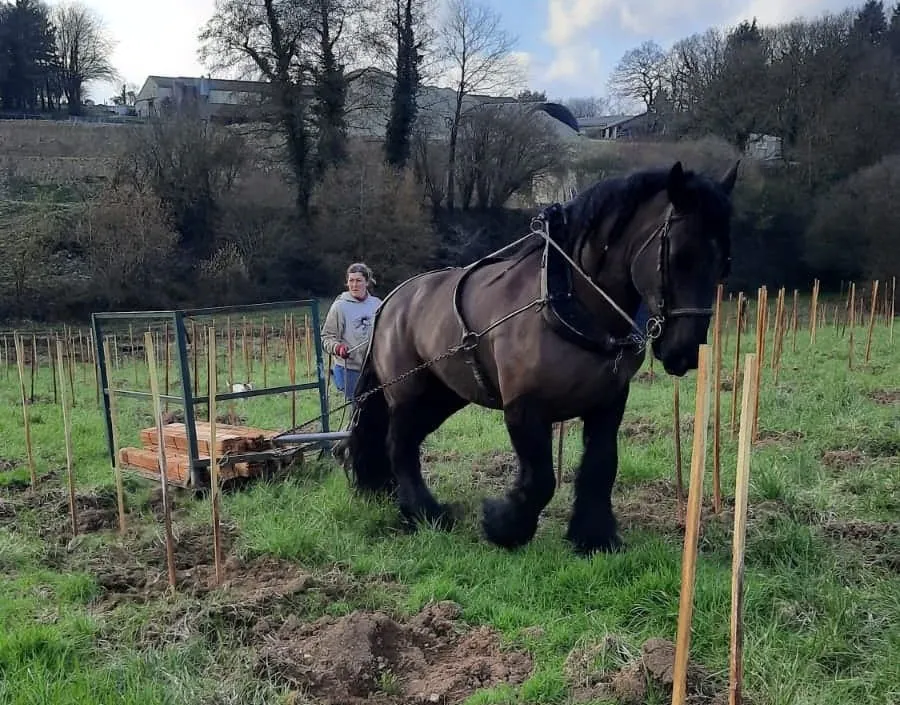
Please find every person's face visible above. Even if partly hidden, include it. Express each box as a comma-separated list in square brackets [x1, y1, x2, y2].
[347, 271, 368, 299]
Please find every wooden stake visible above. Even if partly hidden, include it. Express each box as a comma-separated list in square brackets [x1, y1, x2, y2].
[728, 352, 759, 705]
[890, 276, 895, 347]
[289, 315, 297, 427]
[790, 289, 798, 353]
[47, 336, 57, 405]
[809, 279, 819, 346]
[29, 334, 36, 403]
[304, 314, 312, 378]
[130, 324, 137, 385]
[848, 282, 856, 369]
[103, 339, 127, 535]
[56, 339, 77, 536]
[227, 317, 234, 384]
[13, 334, 37, 488]
[242, 316, 249, 381]
[772, 288, 786, 384]
[191, 320, 199, 397]
[145, 331, 178, 590]
[556, 421, 565, 486]
[752, 289, 765, 441]
[164, 322, 171, 412]
[262, 317, 268, 388]
[67, 331, 76, 407]
[208, 326, 224, 585]
[673, 378, 684, 522]
[730, 293, 744, 438]
[864, 280, 879, 364]
[712, 283, 723, 514]
[671, 343, 712, 705]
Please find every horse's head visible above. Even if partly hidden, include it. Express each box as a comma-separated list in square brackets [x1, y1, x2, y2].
[629, 161, 738, 376]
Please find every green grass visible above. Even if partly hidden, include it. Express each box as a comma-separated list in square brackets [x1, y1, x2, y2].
[1, 299, 898, 705]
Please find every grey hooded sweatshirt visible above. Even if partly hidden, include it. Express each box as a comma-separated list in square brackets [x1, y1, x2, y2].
[320, 291, 382, 371]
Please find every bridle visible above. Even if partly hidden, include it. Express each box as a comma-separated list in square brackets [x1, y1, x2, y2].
[532, 201, 722, 352]
[629, 204, 720, 323]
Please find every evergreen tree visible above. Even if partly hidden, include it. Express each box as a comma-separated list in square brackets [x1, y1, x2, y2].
[385, 0, 422, 168]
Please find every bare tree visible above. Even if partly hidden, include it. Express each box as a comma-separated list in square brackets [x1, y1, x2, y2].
[455, 102, 567, 209]
[113, 108, 246, 256]
[436, 0, 521, 210]
[564, 96, 611, 118]
[51, 0, 117, 115]
[607, 39, 666, 112]
[199, 0, 316, 213]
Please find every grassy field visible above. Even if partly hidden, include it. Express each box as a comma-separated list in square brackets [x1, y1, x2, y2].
[0, 295, 898, 705]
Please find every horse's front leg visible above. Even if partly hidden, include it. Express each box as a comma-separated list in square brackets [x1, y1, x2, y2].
[481, 395, 555, 549]
[565, 389, 629, 555]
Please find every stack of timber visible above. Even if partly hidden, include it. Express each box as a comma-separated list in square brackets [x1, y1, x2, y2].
[118, 421, 281, 487]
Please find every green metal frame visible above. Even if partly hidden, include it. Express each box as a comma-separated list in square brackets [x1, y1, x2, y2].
[91, 300, 329, 488]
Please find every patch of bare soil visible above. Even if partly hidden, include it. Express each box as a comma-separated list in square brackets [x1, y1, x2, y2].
[822, 449, 867, 469]
[470, 451, 516, 487]
[0, 482, 121, 540]
[258, 600, 533, 705]
[821, 520, 900, 572]
[869, 389, 900, 405]
[756, 429, 805, 447]
[613, 478, 730, 537]
[621, 418, 660, 442]
[566, 636, 725, 705]
[85, 523, 248, 603]
[0, 468, 59, 496]
[634, 370, 658, 384]
[421, 449, 462, 464]
[0, 457, 16, 473]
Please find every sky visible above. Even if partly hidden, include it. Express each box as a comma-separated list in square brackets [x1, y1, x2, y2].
[46, 0, 856, 106]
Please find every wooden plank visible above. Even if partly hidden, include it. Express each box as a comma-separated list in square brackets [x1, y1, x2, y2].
[139, 422, 275, 455]
[119, 446, 263, 484]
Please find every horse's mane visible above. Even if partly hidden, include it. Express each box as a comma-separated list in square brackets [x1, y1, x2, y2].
[562, 166, 733, 257]
[488, 165, 733, 266]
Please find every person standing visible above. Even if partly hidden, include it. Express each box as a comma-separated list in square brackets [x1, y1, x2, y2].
[320, 262, 382, 404]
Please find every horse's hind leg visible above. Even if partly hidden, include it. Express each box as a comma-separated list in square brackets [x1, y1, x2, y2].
[481, 395, 555, 549]
[565, 390, 628, 555]
[388, 378, 466, 530]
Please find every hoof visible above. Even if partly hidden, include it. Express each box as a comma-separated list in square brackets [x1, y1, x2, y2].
[481, 497, 539, 550]
[400, 500, 460, 532]
[565, 528, 625, 556]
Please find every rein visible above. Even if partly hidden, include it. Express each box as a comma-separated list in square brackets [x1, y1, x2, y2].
[276, 197, 712, 438]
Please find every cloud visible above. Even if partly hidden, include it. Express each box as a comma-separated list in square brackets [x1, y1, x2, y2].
[537, 0, 850, 97]
[725, 0, 851, 27]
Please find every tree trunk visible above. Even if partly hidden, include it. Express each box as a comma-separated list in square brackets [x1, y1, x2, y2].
[446, 92, 464, 211]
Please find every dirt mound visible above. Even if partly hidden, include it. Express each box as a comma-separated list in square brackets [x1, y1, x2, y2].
[87, 523, 248, 602]
[869, 389, 900, 405]
[822, 449, 867, 469]
[567, 636, 723, 705]
[635, 371, 657, 384]
[0, 468, 59, 495]
[756, 429, 804, 447]
[258, 600, 533, 704]
[612, 478, 730, 537]
[0, 457, 15, 473]
[0, 483, 121, 539]
[621, 419, 659, 442]
[821, 520, 900, 572]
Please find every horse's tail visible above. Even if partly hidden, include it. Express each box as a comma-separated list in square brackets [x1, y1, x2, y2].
[346, 360, 393, 495]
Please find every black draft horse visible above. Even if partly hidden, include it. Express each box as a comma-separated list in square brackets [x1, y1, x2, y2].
[345, 161, 739, 555]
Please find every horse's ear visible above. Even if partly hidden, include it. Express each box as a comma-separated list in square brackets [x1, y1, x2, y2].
[667, 161, 688, 208]
[720, 160, 740, 195]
